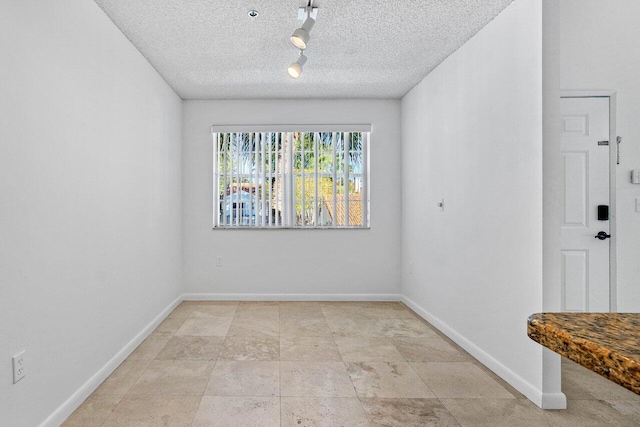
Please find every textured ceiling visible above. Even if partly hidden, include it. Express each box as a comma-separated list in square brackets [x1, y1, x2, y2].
[93, 0, 514, 99]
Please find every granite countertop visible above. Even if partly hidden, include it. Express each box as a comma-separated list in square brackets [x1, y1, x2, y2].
[527, 312, 640, 394]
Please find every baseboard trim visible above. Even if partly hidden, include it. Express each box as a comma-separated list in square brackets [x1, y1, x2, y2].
[542, 392, 568, 410]
[40, 295, 183, 427]
[183, 293, 402, 302]
[401, 295, 566, 409]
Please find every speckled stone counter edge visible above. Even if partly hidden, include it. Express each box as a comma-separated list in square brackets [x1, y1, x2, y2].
[527, 313, 640, 395]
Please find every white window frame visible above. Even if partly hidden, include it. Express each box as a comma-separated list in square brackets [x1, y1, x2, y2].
[212, 124, 371, 229]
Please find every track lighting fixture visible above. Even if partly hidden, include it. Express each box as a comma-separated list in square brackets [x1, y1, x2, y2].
[287, 51, 307, 79]
[290, 14, 315, 50]
[287, 2, 317, 79]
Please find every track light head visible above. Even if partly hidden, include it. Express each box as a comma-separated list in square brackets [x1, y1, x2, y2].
[287, 62, 302, 79]
[290, 16, 315, 49]
[287, 51, 308, 79]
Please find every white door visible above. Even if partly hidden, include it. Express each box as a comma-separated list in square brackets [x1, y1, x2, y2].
[560, 97, 610, 312]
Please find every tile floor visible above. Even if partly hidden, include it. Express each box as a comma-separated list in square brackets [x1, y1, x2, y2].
[62, 301, 640, 426]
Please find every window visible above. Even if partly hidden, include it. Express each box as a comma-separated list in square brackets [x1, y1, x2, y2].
[212, 125, 370, 228]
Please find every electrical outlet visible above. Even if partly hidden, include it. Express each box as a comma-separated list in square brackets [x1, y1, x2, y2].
[12, 351, 25, 384]
[216, 256, 223, 267]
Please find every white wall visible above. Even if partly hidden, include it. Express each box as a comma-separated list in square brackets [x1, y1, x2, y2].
[544, 0, 640, 312]
[182, 100, 401, 299]
[401, 0, 556, 407]
[541, 0, 565, 403]
[0, 1, 183, 426]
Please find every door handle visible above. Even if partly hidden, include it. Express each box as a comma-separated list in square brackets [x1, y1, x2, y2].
[594, 231, 611, 240]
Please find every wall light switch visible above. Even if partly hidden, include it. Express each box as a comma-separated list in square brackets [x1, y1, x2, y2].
[216, 256, 223, 267]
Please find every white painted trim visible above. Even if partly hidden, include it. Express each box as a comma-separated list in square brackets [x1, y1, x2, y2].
[542, 392, 568, 410]
[608, 94, 618, 313]
[183, 293, 401, 302]
[211, 124, 372, 133]
[401, 295, 567, 410]
[39, 295, 183, 427]
[560, 90, 618, 312]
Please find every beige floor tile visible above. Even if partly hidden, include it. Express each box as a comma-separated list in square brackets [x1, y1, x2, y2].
[205, 361, 279, 396]
[149, 317, 187, 339]
[239, 301, 281, 306]
[321, 304, 366, 317]
[94, 359, 152, 395]
[334, 336, 404, 362]
[361, 397, 461, 427]
[62, 394, 123, 427]
[101, 395, 199, 427]
[281, 397, 369, 427]
[128, 360, 214, 395]
[325, 316, 387, 337]
[441, 398, 551, 427]
[234, 305, 280, 319]
[156, 336, 223, 360]
[325, 312, 372, 322]
[280, 306, 325, 318]
[605, 400, 640, 424]
[561, 376, 596, 400]
[127, 336, 169, 361]
[474, 364, 526, 399]
[561, 357, 594, 380]
[180, 300, 239, 306]
[411, 362, 515, 399]
[280, 336, 342, 362]
[279, 301, 323, 306]
[227, 316, 280, 337]
[560, 356, 582, 371]
[190, 305, 238, 318]
[280, 317, 333, 337]
[175, 317, 232, 337]
[65, 303, 640, 427]
[168, 305, 196, 319]
[391, 336, 472, 362]
[191, 396, 280, 427]
[542, 399, 638, 426]
[364, 305, 418, 319]
[376, 318, 439, 338]
[281, 362, 357, 397]
[218, 335, 280, 361]
[347, 361, 435, 399]
[355, 302, 406, 308]
[563, 360, 640, 401]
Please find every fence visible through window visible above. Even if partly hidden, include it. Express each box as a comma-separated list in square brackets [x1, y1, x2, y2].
[212, 127, 370, 229]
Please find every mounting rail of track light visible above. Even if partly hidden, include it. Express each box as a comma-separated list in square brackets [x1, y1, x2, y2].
[287, 1, 317, 79]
